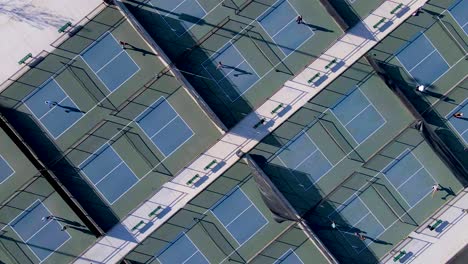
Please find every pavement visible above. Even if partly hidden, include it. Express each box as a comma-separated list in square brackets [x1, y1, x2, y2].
[0, 0, 102, 89]
[381, 187, 468, 264]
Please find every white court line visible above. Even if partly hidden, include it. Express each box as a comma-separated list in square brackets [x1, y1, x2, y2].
[134, 96, 195, 157]
[23, 78, 85, 140]
[93, 161, 125, 186]
[357, 196, 386, 230]
[275, 131, 334, 190]
[421, 32, 451, 67]
[5, 199, 71, 263]
[79, 143, 139, 205]
[0, 154, 15, 185]
[182, 234, 211, 264]
[201, 41, 261, 102]
[150, 0, 222, 38]
[396, 167, 424, 189]
[257, 0, 315, 57]
[156, 233, 211, 264]
[274, 248, 305, 264]
[447, 0, 468, 35]
[344, 104, 372, 126]
[331, 87, 387, 145]
[395, 30, 464, 87]
[210, 186, 269, 248]
[37, 97, 68, 120]
[328, 194, 388, 254]
[408, 49, 436, 72]
[80, 31, 141, 93]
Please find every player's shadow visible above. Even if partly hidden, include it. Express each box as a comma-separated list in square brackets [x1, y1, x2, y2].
[417, 87, 455, 103]
[123, 43, 156, 56]
[52, 216, 85, 227]
[303, 23, 334, 32]
[438, 184, 456, 200]
[56, 104, 86, 114]
[223, 65, 253, 77]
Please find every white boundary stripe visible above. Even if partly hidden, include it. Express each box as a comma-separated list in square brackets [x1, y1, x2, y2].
[257, 0, 315, 57]
[447, 0, 468, 34]
[22, 30, 140, 141]
[202, 0, 315, 102]
[275, 131, 334, 191]
[79, 143, 139, 205]
[421, 32, 451, 67]
[274, 248, 305, 264]
[80, 32, 141, 93]
[134, 96, 195, 157]
[331, 87, 387, 145]
[0, 154, 15, 185]
[380, 148, 438, 209]
[396, 167, 424, 189]
[156, 233, 211, 264]
[408, 49, 437, 72]
[327, 193, 388, 254]
[149, 0, 222, 38]
[6, 199, 71, 263]
[23, 78, 85, 140]
[445, 97, 468, 145]
[201, 41, 261, 102]
[395, 30, 464, 87]
[210, 186, 269, 248]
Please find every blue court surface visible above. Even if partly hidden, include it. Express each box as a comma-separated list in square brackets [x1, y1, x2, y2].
[382, 149, 436, 208]
[150, 0, 206, 36]
[275, 249, 305, 264]
[332, 87, 386, 144]
[81, 32, 139, 92]
[202, 42, 260, 102]
[449, 0, 468, 35]
[156, 233, 209, 264]
[329, 195, 385, 253]
[257, 0, 315, 56]
[275, 131, 333, 190]
[0, 155, 14, 184]
[8, 200, 70, 262]
[211, 187, 268, 245]
[80, 144, 139, 204]
[396, 32, 449, 86]
[24, 78, 84, 139]
[135, 97, 194, 156]
[446, 99, 468, 144]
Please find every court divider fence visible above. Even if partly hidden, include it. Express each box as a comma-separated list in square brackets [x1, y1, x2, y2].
[114, 0, 228, 133]
[245, 154, 339, 264]
[366, 55, 468, 186]
[0, 114, 103, 238]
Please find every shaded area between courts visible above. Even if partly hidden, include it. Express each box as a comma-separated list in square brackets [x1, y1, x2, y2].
[123, 0, 343, 128]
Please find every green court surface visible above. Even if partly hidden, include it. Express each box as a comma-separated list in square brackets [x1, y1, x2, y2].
[0, 5, 222, 231]
[123, 160, 330, 264]
[0, 127, 38, 203]
[248, 57, 465, 263]
[368, 0, 468, 172]
[123, 0, 344, 128]
[0, 129, 96, 263]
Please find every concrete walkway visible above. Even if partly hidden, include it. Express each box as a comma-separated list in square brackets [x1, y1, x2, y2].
[381, 187, 468, 264]
[73, 0, 427, 263]
[0, 0, 103, 90]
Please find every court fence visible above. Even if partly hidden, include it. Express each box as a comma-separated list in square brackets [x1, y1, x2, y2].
[114, 0, 228, 133]
[318, 0, 349, 31]
[245, 155, 339, 264]
[366, 55, 468, 186]
[0, 114, 104, 237]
